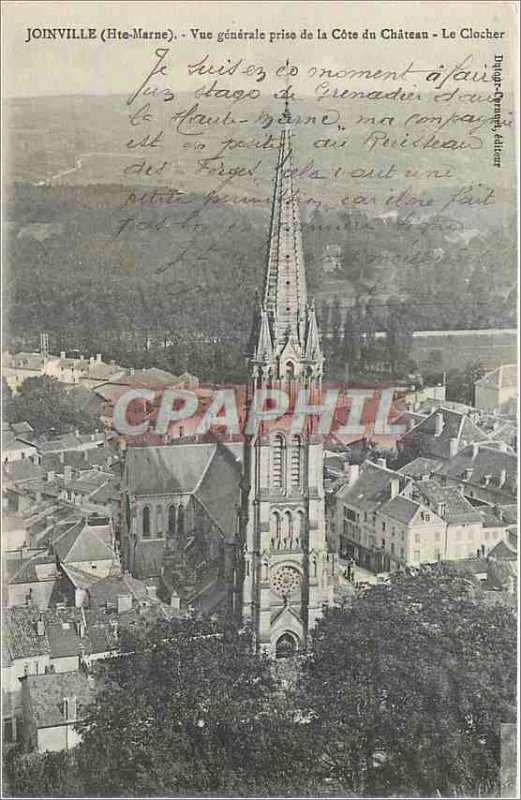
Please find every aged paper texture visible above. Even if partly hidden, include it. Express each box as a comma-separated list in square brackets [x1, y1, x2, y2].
[1, 2, 519, 798]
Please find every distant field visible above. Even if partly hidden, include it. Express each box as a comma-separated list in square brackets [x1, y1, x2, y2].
[410, 329, 517, 372]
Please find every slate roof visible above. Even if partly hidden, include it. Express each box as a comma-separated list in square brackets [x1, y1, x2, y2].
[334, 462, 402, 511]
[398, 457, 444, 479]
[11, 421, 35, 436]
[401, 407, 487, 459]
[23, 671, 94, 728]
[489, 539, 517, 562]
[52, 521, 116, 563]
[60, 563, 100, 591]
[125, 442, 228, 496]
[436, 444, 517, 497]
[379, 495, 421, 525]
[13, 353, 46, 371]
[413, 480, 483, 524]
[7, 552, 59, 585]
[87, 573, 155, 608]
[3, 460, 46, 484]
[475, 364, 518, 389]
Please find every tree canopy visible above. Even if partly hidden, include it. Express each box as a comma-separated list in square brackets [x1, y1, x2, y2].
[5, 572, 516, 798]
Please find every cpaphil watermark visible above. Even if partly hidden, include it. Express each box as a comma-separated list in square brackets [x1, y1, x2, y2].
[110, 382, 406, 442]
[492, 54, 504, 167]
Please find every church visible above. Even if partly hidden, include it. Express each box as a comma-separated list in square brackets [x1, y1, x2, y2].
[120, 101, 335, 656]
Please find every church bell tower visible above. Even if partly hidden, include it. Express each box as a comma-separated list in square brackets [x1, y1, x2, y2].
[241, 99, 334, 657]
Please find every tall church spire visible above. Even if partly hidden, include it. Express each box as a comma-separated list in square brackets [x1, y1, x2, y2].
[252, 95, 323, 383]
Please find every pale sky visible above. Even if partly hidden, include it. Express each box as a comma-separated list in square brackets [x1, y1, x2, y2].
[2, 1, 518, 97]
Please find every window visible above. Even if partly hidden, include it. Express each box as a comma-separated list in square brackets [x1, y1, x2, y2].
[435, 532, 441, 541]
[364, 511, 368, 522]
[168, 505, 177, 535]
[290, 436, 302, 489]
[272, 434, 284, 491]
[382, 521, 386, 532]
[381, 538, 386, 549]
[423, 513, 431, 522]
[391, 527, 395, 537]
[369, 535, 375, 548]
[485, 530, 490, 541]
[400, 548, 404, 557]
[178, 505, 185, 537]
[156, 506, 163, 538]
[413, 549, 421, 562]
[390, 542, 395, 555]
[415, 533, 421, 543]
[344, 507, 357, 522]
[142, 506, 151, 539]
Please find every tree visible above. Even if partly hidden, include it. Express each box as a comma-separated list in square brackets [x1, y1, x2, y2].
[4, 376, 99, 436]
[300, 570, 516, 797]
[446, 361, 485, 405]
[72, 618, 319, 797]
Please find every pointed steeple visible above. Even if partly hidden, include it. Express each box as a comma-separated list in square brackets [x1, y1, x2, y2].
[251, 92, 323, 382]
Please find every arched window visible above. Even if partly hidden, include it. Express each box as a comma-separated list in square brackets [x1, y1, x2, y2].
[156, 506, 163, 538]
[295, 510, 304, 548]
[168, 505, 177, 536]
[272, 434, 284, 491]
[282, 510, 293, 549]
[285, 361, 295, 381]
[272, 511, 282, 548]
[290, 435, 302, 489]
[142, 506, 151, 539]
[177, 505, 185, 537]
[275, 632, 298, 659]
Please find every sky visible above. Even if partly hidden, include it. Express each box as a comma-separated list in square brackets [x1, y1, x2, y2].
[2, 1, 518, 97]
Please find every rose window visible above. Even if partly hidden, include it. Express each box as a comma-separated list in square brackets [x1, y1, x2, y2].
[271, 566, 301, 598]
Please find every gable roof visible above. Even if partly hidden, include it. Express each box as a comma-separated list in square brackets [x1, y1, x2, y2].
[401, 407, 487, 459]
[489, 539, 517, 562]
[125, 442, 219, 496]
[398, 457, 444, 479]
[378, 495, 421, 525]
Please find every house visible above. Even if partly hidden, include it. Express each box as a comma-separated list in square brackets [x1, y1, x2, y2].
[474, 364, 518, 413]
[51, 520, 119, 578]
[3, 352, 47, 392]
[435, 442, 517, 506]
[376, 494, 446, 567]
[5, 552, 61, 609]
[20, 671, 94, 752]
[398, 407, 488, 462]
[2, 430, 39, 463]
[410, 480, 484, 561]
[332, 460, 408, 571]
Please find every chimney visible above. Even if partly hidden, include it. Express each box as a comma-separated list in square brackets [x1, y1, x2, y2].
[449, 438, 459, 458]
[498, 441, 508, 452]
[60, 351, 66, 360]
[483, 474, 492, 486]
[46, 470, 55, 483]
[75, 619, 86, 638]
[63, 465, 72, 483]
[146, 585, 158, 600]
[170, 590, 180, 612]
[129, 367, 135, 376]
[63, 696, 77, 722]
[464, 467, 474, 481]
[390, 477, 400, 498]
[96, 353, 102, 363]
[434, 412, 444, 437]
[117, 593, 133, 614]
[347, 464, 359, 485]
[377, 457, 387, 469]
[472, 443, 480, 459]
[35, 618, 45, 636]
[498, 469, 507, 488]
[59, 451, 65, 464]
[421, 473, 430, 482]
[436, 502, 446, 518]
[89, 356, 95, 365]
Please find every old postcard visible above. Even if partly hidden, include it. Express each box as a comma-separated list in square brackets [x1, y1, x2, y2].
[1, 1, 518, 798]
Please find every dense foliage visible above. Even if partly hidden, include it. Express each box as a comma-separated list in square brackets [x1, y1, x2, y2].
[5, 572, 516, 798]
[4, 183, 516, 383]
[3, 376, 100, 436]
